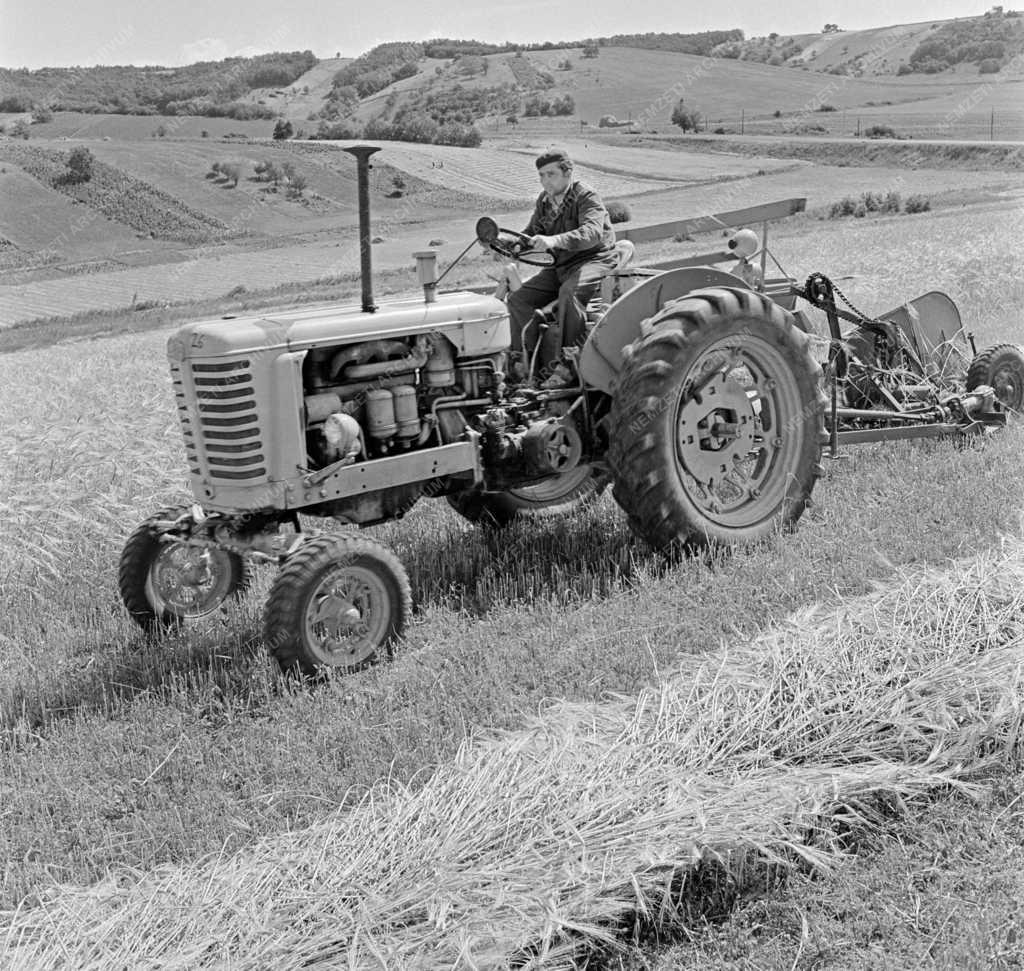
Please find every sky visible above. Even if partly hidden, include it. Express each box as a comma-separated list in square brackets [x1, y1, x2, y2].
[0, 0, 1000, 68]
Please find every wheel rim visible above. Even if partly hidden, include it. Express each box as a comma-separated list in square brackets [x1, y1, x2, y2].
[302, 564, 391, 667]
[506, 465, 595, 504]
[145, 541, 237, 619]
[672, 333, 807, 530]
[990, 363, 1023, 411]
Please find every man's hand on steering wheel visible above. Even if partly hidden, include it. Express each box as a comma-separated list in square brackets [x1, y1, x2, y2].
[528, 234, 558, 252]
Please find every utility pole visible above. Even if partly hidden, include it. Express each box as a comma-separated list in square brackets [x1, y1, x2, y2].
[741, 108, 744, 134]
[991, 107, 995, 141]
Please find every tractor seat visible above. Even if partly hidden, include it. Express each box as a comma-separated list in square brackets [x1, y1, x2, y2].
[529, 241, 636, 319]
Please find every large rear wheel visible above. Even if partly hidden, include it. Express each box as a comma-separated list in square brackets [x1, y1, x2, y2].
[608, 287, 827, 551]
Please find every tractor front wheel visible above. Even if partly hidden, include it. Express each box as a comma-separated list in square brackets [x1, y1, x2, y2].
[608, 287, 827, 551]
[264, 534, 411, 676]
[967, 344, 1024, 413]
[119, 506, 253, 632]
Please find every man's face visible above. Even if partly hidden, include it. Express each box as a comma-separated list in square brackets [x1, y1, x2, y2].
[538, 162, 571, 198]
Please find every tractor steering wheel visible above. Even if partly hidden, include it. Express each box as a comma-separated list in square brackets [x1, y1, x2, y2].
[476, 217, 555, 267]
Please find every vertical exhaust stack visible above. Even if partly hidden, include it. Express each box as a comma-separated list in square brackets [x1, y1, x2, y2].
[344, 145, 381, 313]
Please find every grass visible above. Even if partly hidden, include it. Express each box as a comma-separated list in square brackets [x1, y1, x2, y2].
[628, 773, 1024, 969]
[0, 188, 1021, 961]
[3, 544, 1023, 967]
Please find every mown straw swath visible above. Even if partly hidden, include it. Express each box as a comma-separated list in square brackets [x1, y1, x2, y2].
[3, 545, 1023, 970]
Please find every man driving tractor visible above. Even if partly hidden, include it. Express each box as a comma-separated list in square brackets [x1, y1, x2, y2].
[507, 147, 618, 388]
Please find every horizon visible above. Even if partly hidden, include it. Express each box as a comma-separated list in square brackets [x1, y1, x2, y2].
[0, 1, 998, 70]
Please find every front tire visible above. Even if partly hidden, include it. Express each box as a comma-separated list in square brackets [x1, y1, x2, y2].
[966, 344, 1024, 413]
[608, 287, 827, 551]
[445, 465, 608, 528]
[264, 534, 411, 676]
[119, 505, 253, 632]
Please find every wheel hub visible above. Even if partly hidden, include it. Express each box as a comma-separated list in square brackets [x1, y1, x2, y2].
[677, 370, 757, 487]
[149, 542, 234, 616]
[305, 567, 389, 665]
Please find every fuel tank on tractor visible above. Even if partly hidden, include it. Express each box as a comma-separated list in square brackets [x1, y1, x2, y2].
[166, 290, 509, 513]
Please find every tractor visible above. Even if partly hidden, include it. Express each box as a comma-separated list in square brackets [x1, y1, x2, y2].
[119, 145, 1023, 675]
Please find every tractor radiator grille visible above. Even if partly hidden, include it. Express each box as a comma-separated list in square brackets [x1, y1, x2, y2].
[169, 362, 201, 476]
[187, 359, 267, 480]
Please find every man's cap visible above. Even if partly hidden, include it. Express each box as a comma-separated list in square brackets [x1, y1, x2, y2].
[535, 147, 572, 169]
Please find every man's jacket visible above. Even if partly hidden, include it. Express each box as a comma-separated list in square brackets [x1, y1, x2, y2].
[523, 179, 616, 269]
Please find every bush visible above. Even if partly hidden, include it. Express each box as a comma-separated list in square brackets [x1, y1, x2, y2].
[817, 103, 837, 112]
[220, 162, 242, 187]
[828, 196, 858, 218]
[316, 120, 360, 139]
[605, 200, 632, 224]
[882, 190, 902, 212]
[65, 146, 94, 183]
[979, 58, 1002, 73]
[828, 191, 906, 219]
[255, 160, 282, 186]
[864, 124, 897, 139]
[904, 194, 931, 214]
[31, 106, 52, 124]
[273, 119, 294, 140]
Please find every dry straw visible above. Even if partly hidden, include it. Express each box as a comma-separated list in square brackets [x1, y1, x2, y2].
[3, 544, 1023, 969]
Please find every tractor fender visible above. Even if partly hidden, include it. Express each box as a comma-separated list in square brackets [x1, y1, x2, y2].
[580, 266, 749, 394]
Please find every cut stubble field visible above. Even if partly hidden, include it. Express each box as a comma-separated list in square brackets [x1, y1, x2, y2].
[0, 196, 1023, 965]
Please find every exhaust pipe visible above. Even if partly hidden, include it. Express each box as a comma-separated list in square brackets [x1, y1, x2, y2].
[344, 144, 381, 313]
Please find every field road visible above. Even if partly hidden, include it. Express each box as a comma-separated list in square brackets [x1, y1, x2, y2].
[0, 215, 486, 327]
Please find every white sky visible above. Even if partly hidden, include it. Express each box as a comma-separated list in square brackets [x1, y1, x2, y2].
[0, 0, 999, 68]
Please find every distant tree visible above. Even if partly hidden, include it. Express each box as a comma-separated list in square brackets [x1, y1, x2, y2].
[823, 23, 841, 33]
[979, 57, 1002, 73]
[31, 105, 52, 124]
[506, 114, 518, 125]
[154, 124, 167, 137]
[273, 119, 294, 140]
[582, 41, 599, 58]
[201, 129, 209, 137]
[65, 146, 94, 183]
[670, 99, 701, 132]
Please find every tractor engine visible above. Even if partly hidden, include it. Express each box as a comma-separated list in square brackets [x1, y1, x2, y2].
[300, 332, 585, 488]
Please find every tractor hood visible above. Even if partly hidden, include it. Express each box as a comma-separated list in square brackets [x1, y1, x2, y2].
[167, 291, 509, 362]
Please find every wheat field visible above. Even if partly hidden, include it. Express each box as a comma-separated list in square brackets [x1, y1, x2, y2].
[0, 200, 1022, 964]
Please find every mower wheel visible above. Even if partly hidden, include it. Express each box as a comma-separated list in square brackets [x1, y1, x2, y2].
[967, 344, 1024, 413]
[608, 287, 827, 551]
[264, 534, 411, 676]
[445, 466, 607, 528]
[119, 505, 253, 632]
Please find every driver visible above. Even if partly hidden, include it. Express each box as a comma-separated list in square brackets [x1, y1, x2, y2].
[507, 147, 618, 387]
